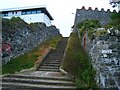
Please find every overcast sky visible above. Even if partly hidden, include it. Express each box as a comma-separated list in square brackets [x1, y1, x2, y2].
[0, 0, 117, 37]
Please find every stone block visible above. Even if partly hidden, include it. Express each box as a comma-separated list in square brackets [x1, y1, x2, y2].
[109, 36, 117, 41]
[117, 77, 120, 86]
[99, 36, 108, 40]
[105, 78, 116, 86]
[114, 72, 120, 77]
[109, 44, 117, 49]
[107, 86, 119, 90]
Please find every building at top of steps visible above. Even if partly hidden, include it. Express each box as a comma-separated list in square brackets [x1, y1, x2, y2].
[0, 5, 53, 26]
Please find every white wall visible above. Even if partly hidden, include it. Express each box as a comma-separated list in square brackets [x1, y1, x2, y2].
[20, 14, 44, 23]
[4, 12, 52, 26]
[118, 4, 120, 11]
[44, 14, 51, 26]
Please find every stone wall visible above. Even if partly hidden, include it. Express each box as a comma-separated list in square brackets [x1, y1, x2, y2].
[2, 18, 60, 64]
[73, 6, 120, 89]
[73, 6, 117, 30]
[84, 29, 120, 89]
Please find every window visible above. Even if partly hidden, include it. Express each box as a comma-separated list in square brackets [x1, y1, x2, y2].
[27, 11, 31, 14]
[3, 12, 8, 16]
[36, 10, 41, 14]
[4, 13, 8, 16]
[12, 12, 14, 14]
[31, 10, 37, 14]
[21, 11, 26, 15]
[15, 12, 17, 14]
[21, 9, 41, 15]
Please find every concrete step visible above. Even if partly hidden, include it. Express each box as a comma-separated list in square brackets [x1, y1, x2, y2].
[4, 74, 74, 81]
[45, 57, 62, 60]
[2, 77, 75, 86]
[51, 49, 65, 51]
[46, 55, 62, 57]
[49, 50, 63, 52]
[41, 63, 60, 67]
[48, 51, 63, 54]
[37, 68, 59, 72]
[48, 56, 63, 58]
[46, 57, 62, 59]
[51, 50, 65, 53]
[43, 60, 61, 63]
[45, 58, 62, 60]
[40, 65, 60, 68]
[43, 61, 61, 64]
[42, 62, 61, 65]
[41, 63, 60, 66]
[47, 54, 63, 57]
[39, 66, 59, 69]
[2, 82, 76, 90]
[44, 58, 61, 61]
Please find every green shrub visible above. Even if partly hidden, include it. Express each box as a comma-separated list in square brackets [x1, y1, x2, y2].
[62, 33, 97, 89]
[77, 19, 101, 40]
[110, 12, 120, 30]
[29, 23, 37, 30]
[9, 17, 22, 26]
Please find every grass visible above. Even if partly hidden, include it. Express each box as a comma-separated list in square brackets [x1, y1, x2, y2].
[61, 33, 97, 89]
[2, 35, 62, 74]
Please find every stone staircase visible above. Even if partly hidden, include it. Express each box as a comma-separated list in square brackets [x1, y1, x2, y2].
[37, 37, 67, 72]
[1, 37, 76, 90]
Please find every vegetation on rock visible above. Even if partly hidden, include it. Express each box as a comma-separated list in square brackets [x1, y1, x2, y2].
[77, 19, 101, 39]
[2, 17, 26, 33]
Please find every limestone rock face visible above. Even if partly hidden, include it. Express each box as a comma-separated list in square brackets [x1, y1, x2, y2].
[2, 18, 60, 64]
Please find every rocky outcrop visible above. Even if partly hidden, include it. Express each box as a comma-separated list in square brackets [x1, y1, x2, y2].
[2, 18, 60, 64]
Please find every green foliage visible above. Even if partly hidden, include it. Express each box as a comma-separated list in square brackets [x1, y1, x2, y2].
[9, 17, 22, 26]
[77, 19, 101, 31]
[95, 29, 108, 36]
[2, 53, 35, 74]
[76, 66, 96, 89]
[110, 12, 120, 20]
[29, 23, 37, 30]
[79, 26, 85, 36]
[62, 33, 97, 89]
[2, 17, 23, 33]
[2, 35, 62, 74]
[104, 24, 114, 29]
[105, 12, 120, 30]
[88, 29, 96, 40]
[109, 12, 120, 30]
[77, 20, 101, 39]
[10, 17, 22, 22]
